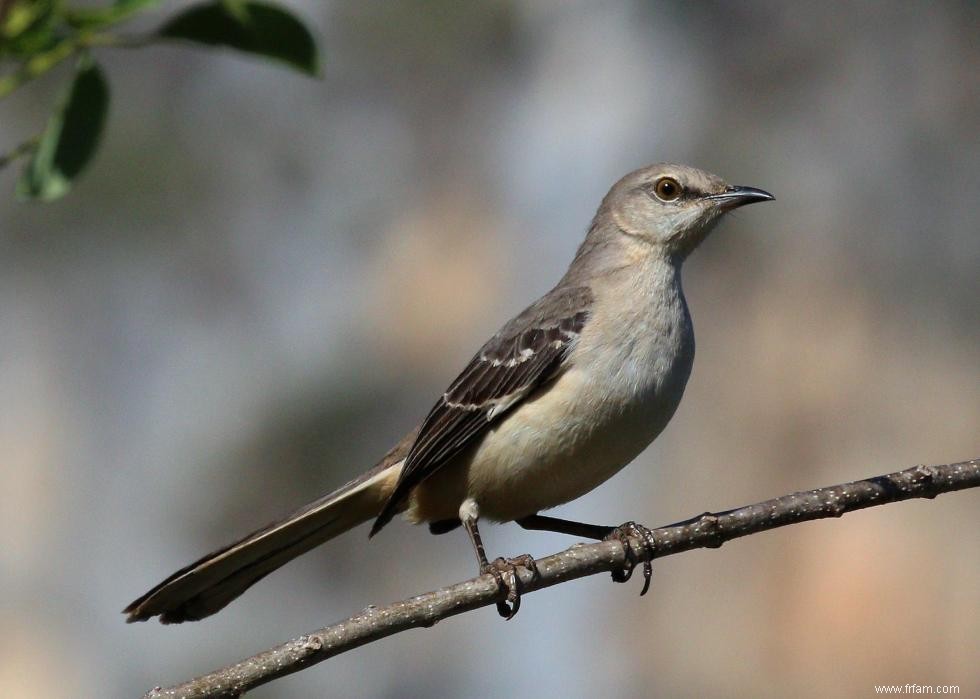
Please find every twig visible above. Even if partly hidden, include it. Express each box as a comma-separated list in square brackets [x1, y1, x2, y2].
[0, 33, 150, 101]
[0, 0, 15, 26]
[145, 458, 979, 699]
[0, 40, 78, 100]
[0, 133, 39, 170]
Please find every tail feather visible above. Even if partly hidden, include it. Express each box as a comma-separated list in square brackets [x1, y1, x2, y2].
[124, 459, 402, 623]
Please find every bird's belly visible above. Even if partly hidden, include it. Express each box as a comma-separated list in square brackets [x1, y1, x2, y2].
[459, 361, 686, 522]
[478, 376, 666, 521]
[408, 290, 694, 525]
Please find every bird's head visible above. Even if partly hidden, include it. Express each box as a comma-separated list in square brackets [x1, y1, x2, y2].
[600, 163, 774, 259]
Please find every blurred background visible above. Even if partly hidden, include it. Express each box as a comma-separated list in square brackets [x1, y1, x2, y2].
[1, 1, 978, 697]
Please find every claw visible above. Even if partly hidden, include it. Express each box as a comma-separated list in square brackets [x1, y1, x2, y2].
[604, 521, 657, 596]
[481, 554, 538, 619]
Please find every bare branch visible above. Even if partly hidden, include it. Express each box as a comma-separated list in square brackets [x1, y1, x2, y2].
[145, 458, 979, 698]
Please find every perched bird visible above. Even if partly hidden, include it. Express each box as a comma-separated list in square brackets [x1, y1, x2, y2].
[125, 163, 773, 623]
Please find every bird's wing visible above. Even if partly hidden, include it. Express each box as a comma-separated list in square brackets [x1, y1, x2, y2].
[370, 284, 593, 535]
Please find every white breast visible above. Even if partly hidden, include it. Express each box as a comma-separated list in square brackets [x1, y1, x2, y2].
[465, 258, 695, 521]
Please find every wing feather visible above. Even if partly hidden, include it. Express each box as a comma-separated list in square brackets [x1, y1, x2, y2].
[370, 286, 592, 535]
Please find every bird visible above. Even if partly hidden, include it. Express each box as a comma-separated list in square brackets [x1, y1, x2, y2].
[124, 163, 774, 624]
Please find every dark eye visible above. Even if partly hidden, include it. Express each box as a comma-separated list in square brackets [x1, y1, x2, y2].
[653, 177, 682, 201]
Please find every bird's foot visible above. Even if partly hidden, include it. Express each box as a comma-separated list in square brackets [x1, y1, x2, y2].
[604, 521, 657, 596]
[481, 554, 539, 620]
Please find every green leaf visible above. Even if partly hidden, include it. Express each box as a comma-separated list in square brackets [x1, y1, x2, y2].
[1, 0, 54, 39]
[1, 0, 60, 58]
[157, 1, 319, 76]
[114, 0, 160, 9]
[17, 56, 110, 201]
[65, 0, 162, 30]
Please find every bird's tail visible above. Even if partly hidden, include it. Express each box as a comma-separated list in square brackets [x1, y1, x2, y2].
[124, 458, 403, 624]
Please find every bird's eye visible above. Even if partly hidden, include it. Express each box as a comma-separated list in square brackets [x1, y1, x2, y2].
[653, 177, 682, 201]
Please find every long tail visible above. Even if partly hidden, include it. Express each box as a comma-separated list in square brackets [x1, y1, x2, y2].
[124, 457, 404, 624]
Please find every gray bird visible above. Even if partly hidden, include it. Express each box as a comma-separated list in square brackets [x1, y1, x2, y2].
[125, 163, 774, 623]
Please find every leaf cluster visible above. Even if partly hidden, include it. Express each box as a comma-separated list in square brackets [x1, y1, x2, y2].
[0, 0, 319, 201]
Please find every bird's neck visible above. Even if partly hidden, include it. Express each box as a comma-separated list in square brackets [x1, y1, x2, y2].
[573, 248, 694, 420]
[563, 224, 682, 289]
[603, 251, 686, 321]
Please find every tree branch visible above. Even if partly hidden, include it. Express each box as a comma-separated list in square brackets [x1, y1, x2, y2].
[145, 458, 979, 698]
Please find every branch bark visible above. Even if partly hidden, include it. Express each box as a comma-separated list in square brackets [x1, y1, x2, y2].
[145, 458, 979, 699]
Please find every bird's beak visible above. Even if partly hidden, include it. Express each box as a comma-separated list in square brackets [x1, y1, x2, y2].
[707, 185, 775, 210]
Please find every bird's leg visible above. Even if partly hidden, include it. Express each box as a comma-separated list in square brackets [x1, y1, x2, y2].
[459, 499, 538, 619]
[517, 514, 657, 595]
